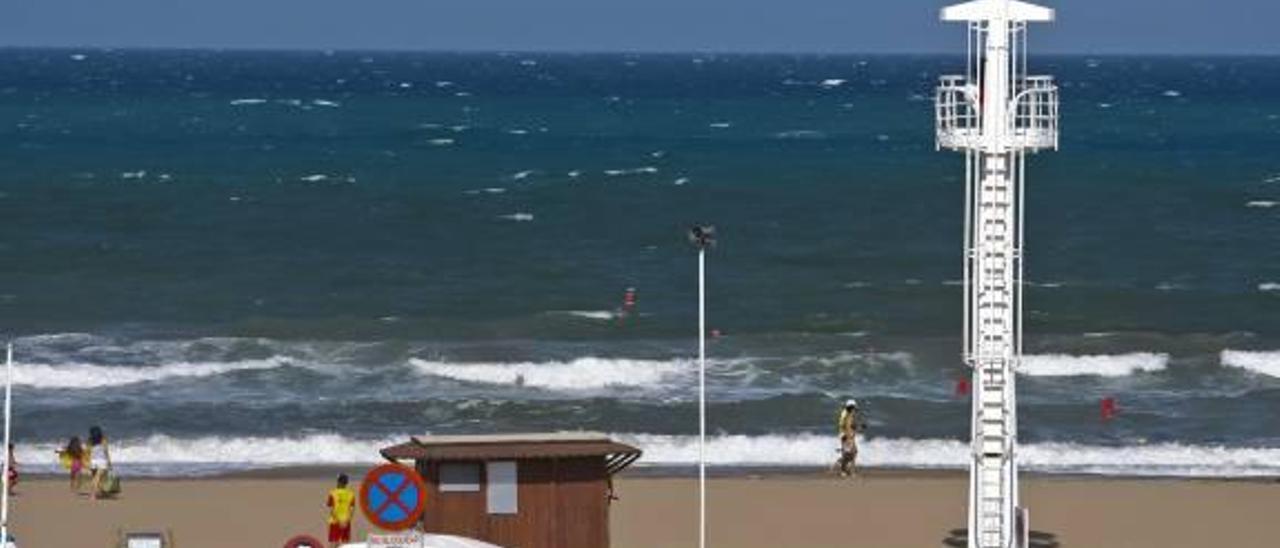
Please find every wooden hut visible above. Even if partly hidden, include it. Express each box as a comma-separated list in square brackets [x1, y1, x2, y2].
[380, 433, 642, 548]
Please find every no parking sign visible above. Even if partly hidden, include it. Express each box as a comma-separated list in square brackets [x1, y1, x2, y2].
[360, 463, 429, 531]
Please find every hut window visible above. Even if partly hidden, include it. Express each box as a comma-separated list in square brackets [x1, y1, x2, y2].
[439, 462, 481, 492]
[486, 461, 518, 514]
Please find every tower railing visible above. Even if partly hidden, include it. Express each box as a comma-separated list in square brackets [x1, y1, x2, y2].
[936, 75, 1059, 152]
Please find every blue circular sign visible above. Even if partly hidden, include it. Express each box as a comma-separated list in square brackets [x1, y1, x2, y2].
[359, 464, 428, 531]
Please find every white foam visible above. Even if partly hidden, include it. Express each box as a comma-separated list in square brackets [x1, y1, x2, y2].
[12, 357, 290, 389]
[70, 54, 87, 61]
[120, 170, 147, 179]
[13, 434, 398, 476]
[311, 99, 341, 108]
[708, 122, 732, 129]
[1019, 353, 1168, 377]
[819, 78, 846, 88]
[464, 187, 506, 195]
[553, 310, 618, 320]
[625, 434, 1280, 477]
[428, 138, 454, 146]
[228, 98, 267, 106]
[510, 170, 536, 181]
[409, 357, 688, 390]
[673, 177, 690, 186]
[1259, 283, 1280, 292]
[1222, 350, 1280, 377]
[498, 212, 534, 222]
[14, 433, 1280, 478]
[1246, 200, 1278, 208]
[299, 174, 328, 182]
[1162, 90, 1183, 98]
[603, 167, 658, 176]
[774, 130, 825, 140]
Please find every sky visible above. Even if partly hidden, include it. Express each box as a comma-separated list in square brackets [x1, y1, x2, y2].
[4, 0, 1280, 54]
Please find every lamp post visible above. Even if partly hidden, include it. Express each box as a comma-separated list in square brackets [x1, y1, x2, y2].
[2, 343, 12, 547]
[687, 225, 715, 548]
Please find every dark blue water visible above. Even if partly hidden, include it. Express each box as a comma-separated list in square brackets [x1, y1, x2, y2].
[4, 49, 1280, 475]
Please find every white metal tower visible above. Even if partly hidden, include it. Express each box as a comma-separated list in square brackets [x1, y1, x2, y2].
[935, 1, 1058, 547]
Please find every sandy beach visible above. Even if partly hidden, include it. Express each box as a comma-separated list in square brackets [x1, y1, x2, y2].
[7, 469, 1280, 547]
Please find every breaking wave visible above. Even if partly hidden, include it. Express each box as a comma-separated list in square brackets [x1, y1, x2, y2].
[1221, 350, 1280, 377]
[628, 434, 1280, 477]
[1019, 353, 1168, 377]
[19, 433, 1280, 478]
[409, 357, 689, 390]
[12, 357, 291, 389]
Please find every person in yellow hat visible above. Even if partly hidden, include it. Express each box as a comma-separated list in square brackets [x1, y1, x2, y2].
[326, 473, 356, 547]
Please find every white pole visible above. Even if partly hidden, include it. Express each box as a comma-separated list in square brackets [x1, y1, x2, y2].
[697, 249, 707, 548]
[2, 343, 12, 546]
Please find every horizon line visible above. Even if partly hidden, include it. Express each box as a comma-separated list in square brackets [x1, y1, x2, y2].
[2, 44, 1280, 58]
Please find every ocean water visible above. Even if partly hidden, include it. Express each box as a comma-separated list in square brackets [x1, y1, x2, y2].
[4, 50, 1280, 476]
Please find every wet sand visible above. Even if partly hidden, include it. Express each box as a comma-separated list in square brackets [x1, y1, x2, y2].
[8, 469, 1280, 547]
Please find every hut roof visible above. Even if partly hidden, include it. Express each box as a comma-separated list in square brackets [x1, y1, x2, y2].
[380, 433, 642, 475]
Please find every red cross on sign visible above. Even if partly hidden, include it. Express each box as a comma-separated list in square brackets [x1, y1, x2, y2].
[359, 463, 429, 531]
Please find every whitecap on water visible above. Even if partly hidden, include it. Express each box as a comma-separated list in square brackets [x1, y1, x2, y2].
[510, 170, 536, 181]
[428, 138, 454, 146]
[498, 212, 534, 222]
[1019, 353, 1168, 377]
[410, 357, 685, 390]
[708, 122, 732, 129]
[604, 167, 658, 176]
[228, 98, 267, 106]
[1222, 350, 1280, 377]
[819, 78, 846, 88]
[673, 177, 690, 186]
[311, 99, 341, 108]
[1246, 200, 1278, 208]
[775, 130, 825, 140]
[1161, 90, 1183, 98]
[299, 174, 328, 182]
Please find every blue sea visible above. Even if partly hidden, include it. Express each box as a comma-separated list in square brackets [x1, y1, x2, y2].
[4, 49, 1280, 476]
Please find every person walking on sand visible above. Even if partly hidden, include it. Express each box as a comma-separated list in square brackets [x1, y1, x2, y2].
[57, 436, 86, 493]
[836, 399, 863, 478]
[87, 426, 111, 500]
[326, 473, 356, 547]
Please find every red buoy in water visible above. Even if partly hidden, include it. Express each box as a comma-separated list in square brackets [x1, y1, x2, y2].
[955, 377, 971, 397]
[1100, 397, 1117, 421]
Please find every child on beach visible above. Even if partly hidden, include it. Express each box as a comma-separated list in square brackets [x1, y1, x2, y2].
[87, 426, 112, 500]
[326, 473, 356, 547]
[57, 436, 85, 493]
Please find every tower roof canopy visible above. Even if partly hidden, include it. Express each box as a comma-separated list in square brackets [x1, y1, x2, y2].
[942, 0, 1053, 22]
